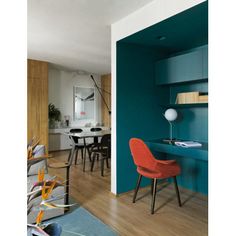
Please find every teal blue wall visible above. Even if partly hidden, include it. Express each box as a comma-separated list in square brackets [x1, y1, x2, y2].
[116, 43, 169, 193]
[171, 155, 208, 194]
[173, 107, 208, 142]
[117, 43, 208, 194]
[116, 2, 208, 195]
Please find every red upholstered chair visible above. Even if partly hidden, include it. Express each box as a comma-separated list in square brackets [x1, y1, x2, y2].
[129, 138, 181, 214]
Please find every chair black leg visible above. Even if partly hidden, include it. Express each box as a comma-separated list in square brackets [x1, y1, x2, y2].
[133, 174, 142, 203]
[67, 149, 72, 163]
[89, 149, 92, 162]
[74, 148, 78, 165]
[151, 179, 154, 194]
[101, 157, 104, 176]
[173, 176, 181, 207]
[106, 157, 109, 168]
[81, 148, 84, 161]
[91, 154, 96, 172]
[86, 146, 92, 162]
[83, 154, 87, 172]
[151, 178, 158, 214]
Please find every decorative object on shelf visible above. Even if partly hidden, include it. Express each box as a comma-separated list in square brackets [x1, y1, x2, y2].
[176, 91, 199, 104]
[163, 108, 178, 142]
[198, 94, 208, 103]
[48, 103, 61, 128]
[64, 115, 70, 127]
[176, 91, 208, 104]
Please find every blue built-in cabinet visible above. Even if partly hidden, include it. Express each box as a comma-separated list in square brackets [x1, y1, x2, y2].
[155, 45, 208, 85]
[153, 44, 208, 194]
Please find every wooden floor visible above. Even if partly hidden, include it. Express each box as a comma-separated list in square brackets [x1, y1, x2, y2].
[48, 150, 208, 236]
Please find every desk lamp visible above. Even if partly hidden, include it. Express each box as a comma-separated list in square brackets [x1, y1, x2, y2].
[164, 108, 177, 142]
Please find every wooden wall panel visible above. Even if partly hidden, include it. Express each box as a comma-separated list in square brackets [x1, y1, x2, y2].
[27, 59, 48, 152]
[101, 74, 111, 128]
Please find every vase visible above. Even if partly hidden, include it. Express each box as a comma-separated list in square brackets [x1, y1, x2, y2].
[49, 119, 55, 128]
[28, 223, 62, 236]
[43, 223, 62, 236]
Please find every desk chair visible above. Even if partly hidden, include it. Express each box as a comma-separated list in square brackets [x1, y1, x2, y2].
[90, 134, 111, 176]
[129, 138, 181, 214]
[69, 128, 84, 165]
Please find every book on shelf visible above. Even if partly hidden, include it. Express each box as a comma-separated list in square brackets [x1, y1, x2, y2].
[174, 141, 202, 148]
[175, 91, 208, 104]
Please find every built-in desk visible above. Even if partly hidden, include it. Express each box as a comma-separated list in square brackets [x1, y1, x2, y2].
[146, 139, 208, 195]
[146, 139, 208, 161]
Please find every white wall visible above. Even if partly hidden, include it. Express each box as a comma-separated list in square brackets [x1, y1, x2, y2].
[111, 0, 206, 194]
[48, 67, 102, 127]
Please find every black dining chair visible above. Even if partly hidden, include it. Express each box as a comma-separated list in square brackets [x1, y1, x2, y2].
[82, 127, 102, 171]
[85, 127, 102, 160]
[69, 129, 84, 165]
[90, 127, 102, 142]
[90, 134, 111, 176]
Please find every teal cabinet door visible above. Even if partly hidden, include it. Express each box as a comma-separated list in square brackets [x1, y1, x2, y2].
[202, 45, 208, 78]
[155, 59, 168, 84]
[155, 47, 204, 85]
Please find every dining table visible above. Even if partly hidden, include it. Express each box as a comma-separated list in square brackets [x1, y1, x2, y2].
[62, 129, 111, 171]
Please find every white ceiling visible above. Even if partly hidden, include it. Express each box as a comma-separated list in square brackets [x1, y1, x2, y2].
[28, 0, 154, 75]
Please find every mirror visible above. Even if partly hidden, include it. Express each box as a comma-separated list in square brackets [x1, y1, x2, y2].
[73, 86, 95, 120]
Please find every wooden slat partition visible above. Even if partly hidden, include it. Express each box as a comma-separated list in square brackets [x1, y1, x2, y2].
[27, 59, 48, 152]
[101, 74, 111, 128]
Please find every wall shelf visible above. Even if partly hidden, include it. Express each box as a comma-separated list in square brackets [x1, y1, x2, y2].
[161, 103, 208, 108]
[157, 78, 208, 87]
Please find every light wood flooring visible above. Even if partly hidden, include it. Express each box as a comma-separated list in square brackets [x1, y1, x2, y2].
[48, 150, 208, 236]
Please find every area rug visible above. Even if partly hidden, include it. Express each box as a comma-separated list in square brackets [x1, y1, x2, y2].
[46, 206, 118, 236]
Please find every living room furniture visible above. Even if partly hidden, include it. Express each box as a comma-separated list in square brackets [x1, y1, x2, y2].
[64, 129, 111, 171]
[85, 127, 102, 162]
[129, 138, 181, 214]
[48, 137, 76, 205]
[49, 126, 109, 151]
[69, 128, 84, 165]
[90, 134, 111, 176]
[146, 139, 208, 161]
[146, 139, 208, 194]
[27, 145, 65, 223]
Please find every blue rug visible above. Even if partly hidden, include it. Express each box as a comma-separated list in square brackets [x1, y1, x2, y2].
[46, 206, 118, 236]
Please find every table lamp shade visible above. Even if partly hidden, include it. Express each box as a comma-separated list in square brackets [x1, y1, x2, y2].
[164, 108, 177, 122]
